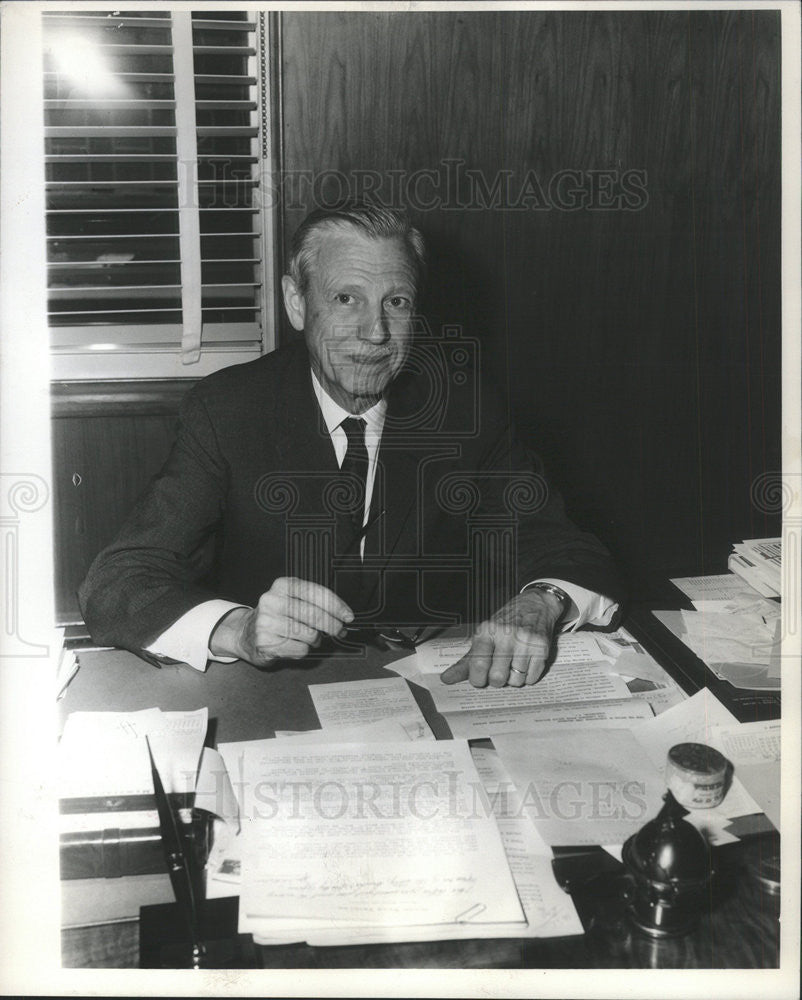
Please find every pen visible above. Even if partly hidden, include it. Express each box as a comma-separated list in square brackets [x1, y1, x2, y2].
[146, 737, 204, 969]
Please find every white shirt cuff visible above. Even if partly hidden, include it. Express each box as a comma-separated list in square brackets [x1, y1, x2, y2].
[145, 599, 248, 671]
[521, 578, 618, 631]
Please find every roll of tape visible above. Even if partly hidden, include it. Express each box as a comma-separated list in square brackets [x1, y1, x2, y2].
[666, 742, 728, 810]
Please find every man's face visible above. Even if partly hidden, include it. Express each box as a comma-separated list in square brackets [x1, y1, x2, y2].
[282, 227, 417, 413]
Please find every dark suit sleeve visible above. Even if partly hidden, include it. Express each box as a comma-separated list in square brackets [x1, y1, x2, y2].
[472, 378, 625, 611]
[78, 386, 231, 653]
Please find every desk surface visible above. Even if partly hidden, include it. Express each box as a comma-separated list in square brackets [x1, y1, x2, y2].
[59, 620, 782, 971]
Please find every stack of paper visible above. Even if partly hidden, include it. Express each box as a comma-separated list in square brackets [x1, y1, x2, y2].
[405, 628, 684, 739]
[658, 573, 782, 690]
[232, 740, 529, 945]
[728, 537, 781, 598]
[58, 707, 211, 879]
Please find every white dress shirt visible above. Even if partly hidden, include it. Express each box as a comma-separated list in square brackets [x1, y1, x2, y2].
[146, 371, 617, 670]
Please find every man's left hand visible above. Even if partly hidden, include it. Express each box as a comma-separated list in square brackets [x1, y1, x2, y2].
[440, 590, 565, 687]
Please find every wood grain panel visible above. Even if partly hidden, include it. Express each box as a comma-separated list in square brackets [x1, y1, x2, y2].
[279, 9, 781, 594]
[51, 382, 194, 623]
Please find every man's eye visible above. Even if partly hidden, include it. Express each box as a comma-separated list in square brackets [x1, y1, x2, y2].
[386, 296, 412, 310]
[335, 293, 354, 305]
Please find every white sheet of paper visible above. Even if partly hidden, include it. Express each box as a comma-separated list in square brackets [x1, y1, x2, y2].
[382, 651, 425, 683]
[709, 720, 781, 830]
[58, 707, 207, 799]
[630, 689, 762, 822]
[423, 657, 631, 718]
[712, 719, 781, 763]
[692, 597, 781, 619]
[309, 676, 434, 740]
[147, 708, 208, 795]
[492, 728, 666, 846]
[446, 697, 654, 740]
[670, 572, 759, 602]
[415, 632, 606, 676]
[629, 684, 687, 715]
[652, 610, 782, 690]
[237, 740, 525, 934]
[276, 717, 420, 744]
[679, 609, 781, 664]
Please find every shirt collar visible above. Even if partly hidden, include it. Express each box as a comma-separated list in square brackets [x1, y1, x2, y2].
[310, 368, 387, 436]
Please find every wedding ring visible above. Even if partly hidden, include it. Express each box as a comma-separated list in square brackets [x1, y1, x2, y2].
[509, 666, 527, 676]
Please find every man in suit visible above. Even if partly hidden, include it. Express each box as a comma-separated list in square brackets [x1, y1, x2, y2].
[80, 203, 623, 687]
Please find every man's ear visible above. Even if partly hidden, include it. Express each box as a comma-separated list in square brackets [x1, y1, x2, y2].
[281, 275, 306, 331]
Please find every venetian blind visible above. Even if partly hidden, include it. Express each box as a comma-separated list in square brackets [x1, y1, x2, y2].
[43, 9, 265, 366]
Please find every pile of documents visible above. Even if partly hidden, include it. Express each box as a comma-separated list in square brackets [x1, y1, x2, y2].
[393, 627, 685, 739]
[58, 707, 237, 879]
[728, 536, 781, 598]
[654, 572, 782, 690]
[206, 677, 577, 944]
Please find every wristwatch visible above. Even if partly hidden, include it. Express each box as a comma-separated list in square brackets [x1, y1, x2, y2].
[527, 581, 571, 617]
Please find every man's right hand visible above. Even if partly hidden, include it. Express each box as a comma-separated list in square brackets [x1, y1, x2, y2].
[209, 577, 354, 667]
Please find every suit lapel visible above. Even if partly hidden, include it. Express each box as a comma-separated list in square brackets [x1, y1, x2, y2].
[272, 345, 339, 488]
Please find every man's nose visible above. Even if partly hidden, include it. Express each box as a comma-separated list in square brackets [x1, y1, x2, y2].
[359, 302, 390, 343]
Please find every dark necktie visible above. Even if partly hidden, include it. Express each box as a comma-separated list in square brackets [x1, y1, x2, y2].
[339, 416, 369, 547]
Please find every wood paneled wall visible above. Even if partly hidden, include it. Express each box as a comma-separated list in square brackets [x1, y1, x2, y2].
[278, 9, 782, 596]
[51, 383, 195, 622]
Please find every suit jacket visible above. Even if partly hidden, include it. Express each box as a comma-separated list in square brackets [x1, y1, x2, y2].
[79, 338, 623, 655]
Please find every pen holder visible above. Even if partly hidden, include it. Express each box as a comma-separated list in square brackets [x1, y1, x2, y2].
[140, 808, 261, 969]
[139, 896, 262, 969]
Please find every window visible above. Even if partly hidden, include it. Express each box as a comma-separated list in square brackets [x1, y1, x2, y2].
[42, 9, 274, 379]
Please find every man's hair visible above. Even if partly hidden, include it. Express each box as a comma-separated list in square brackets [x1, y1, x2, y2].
[286, 203, 427, 295]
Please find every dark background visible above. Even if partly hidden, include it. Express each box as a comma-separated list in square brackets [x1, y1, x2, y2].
[53, 9, 782, 620]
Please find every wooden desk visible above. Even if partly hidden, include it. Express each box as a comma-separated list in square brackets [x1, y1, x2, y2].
[59, 627, 781, 970]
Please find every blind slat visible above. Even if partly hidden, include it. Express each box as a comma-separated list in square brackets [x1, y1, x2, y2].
[48, 233, 182, 240]
[191, 20, 257, 31]
[47, 181, 178, 188]
[194, 74, 256, 85]
[49, 286, 183, 299]
[193, 46, 255, 56]
[43, 15, 172, 28]
[46, 154, 178, 163]
[195, 101, 256, 110]
[47, 44, 176, 55]
[44, 100, 177, 110]
[49, 259, 182, 267]
[46, 126, 177, 137]
[196, 126, 258, 137]
[44, 72, 175, 83]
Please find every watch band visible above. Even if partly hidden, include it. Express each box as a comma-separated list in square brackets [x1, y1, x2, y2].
[528, 582, 571, 613]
